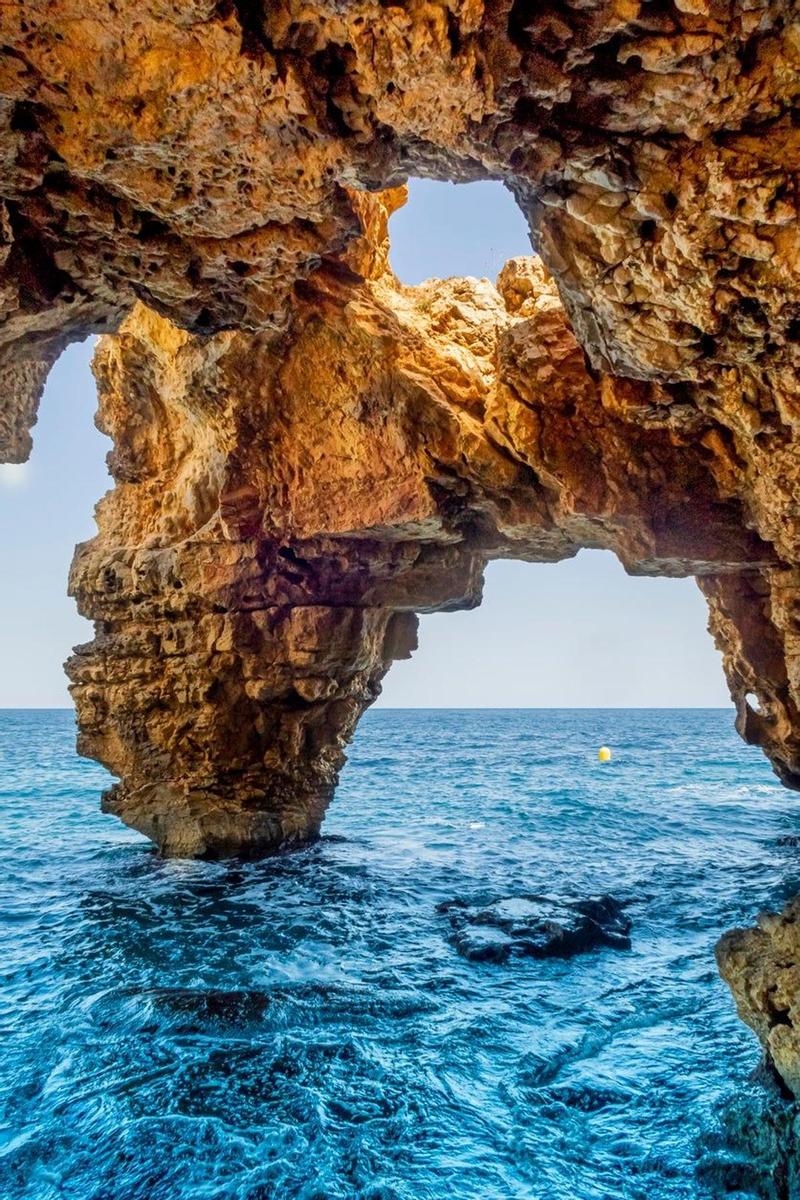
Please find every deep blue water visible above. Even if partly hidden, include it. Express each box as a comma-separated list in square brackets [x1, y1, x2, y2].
[2, 709, 800, 1200]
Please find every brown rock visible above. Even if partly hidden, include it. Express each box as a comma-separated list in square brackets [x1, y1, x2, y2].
[717, 900, 800, 1098]
[67, 191, 776, 855]
[0, 0, 798, 452]
[2, 0, 800, 1075]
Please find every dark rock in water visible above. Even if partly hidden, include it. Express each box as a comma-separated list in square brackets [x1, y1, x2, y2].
[439, 893, 632, 964]
[775, 834, 800, 848]
[144, 987, 271, 1025]
[451, 924, 515, 964]
[696, 1087, 800, 1200]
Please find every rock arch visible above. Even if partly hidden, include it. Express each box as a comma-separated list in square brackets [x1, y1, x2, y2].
[67, 189, 778, 855]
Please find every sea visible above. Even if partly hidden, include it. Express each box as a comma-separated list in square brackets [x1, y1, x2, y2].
[1, 707, 799, 1200]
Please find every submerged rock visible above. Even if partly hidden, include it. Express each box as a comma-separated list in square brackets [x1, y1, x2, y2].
[696, 1086, 800, 1199]
[145, 987, 271, 1026]
[439, 894, 632, 964]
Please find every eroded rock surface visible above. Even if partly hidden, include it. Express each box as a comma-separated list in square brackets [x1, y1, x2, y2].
[717, 900, 800, 1098]
[66, 189, 777, 856]
[2, 0, 800, 1081]
[1, 0, 799, 450]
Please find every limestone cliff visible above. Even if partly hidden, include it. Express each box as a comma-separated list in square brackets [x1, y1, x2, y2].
[2, 0, 800, 1083]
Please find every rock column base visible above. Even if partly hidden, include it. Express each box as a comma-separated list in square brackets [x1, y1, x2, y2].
[68, 605, 417, 858]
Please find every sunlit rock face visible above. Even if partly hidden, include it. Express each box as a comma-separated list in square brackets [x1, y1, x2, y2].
[67, 190, 775, 856]
[717, 900, 800, 1099]
[1, 0, 798, 455]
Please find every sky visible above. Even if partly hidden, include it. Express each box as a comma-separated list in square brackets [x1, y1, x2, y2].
[0, 178, 731, 707]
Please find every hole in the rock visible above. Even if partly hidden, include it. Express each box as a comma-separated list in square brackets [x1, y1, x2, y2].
[745, 691, 762, 713]
[10, 100, 43, 134]
[698, 332, 717, 357]
[376, 552, 731, 708]
[638, 218, 657, 243]
[736, 35, 759, 74]
[389, 178, 531, 285]
[0, 340, 111, 706]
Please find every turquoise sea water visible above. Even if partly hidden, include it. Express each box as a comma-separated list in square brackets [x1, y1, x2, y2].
[1, 708, 799, 1200]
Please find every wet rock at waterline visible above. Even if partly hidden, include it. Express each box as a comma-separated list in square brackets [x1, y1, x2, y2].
[439, 894, 632, 964]
[717, 898, 800, 1100]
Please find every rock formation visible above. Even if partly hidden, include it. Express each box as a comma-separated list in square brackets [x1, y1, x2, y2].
[66, 188, 773, 855]
[718, 899, 800, 1098]
[439, 893, 633, 963]
[2, 0, 798, 454]
[2, 0, 800, 1078]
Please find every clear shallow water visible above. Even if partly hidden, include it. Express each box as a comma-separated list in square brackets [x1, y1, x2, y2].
[2, 709, 800, 1200]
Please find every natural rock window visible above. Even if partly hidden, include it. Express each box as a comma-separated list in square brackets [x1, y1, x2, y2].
[389, 179, 530, 285]
[0, 342, 110, 708]
[383, 552, 730, 708]
[59, 187, 784, 861]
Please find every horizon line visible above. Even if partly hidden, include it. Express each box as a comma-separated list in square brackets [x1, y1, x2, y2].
[0, 704, 737, 712]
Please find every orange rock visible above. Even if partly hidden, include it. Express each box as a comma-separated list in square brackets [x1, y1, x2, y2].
[67, 193, 778, 856]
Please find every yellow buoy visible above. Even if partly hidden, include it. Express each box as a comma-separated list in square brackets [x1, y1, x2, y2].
[598, 746, 612, 763]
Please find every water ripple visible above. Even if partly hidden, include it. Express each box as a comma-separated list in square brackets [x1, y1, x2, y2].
[0, 708, 798, 1198]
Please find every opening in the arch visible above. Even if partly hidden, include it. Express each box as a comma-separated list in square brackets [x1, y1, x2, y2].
[327, 552, 786, 1195]
[0, 341, 110, 707]
[375, 552, 731, 709]
[389, 177, 530, 284]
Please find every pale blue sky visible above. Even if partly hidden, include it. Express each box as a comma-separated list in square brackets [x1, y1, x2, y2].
[0, 179, 730, 707]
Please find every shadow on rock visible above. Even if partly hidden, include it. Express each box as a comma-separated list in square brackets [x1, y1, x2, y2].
[438, 893, 632, 964]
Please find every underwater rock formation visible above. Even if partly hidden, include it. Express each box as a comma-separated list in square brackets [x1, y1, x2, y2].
[439, 893, 632, 963]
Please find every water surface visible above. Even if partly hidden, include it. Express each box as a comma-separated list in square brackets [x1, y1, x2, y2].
[1, 709, 798, 1199]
